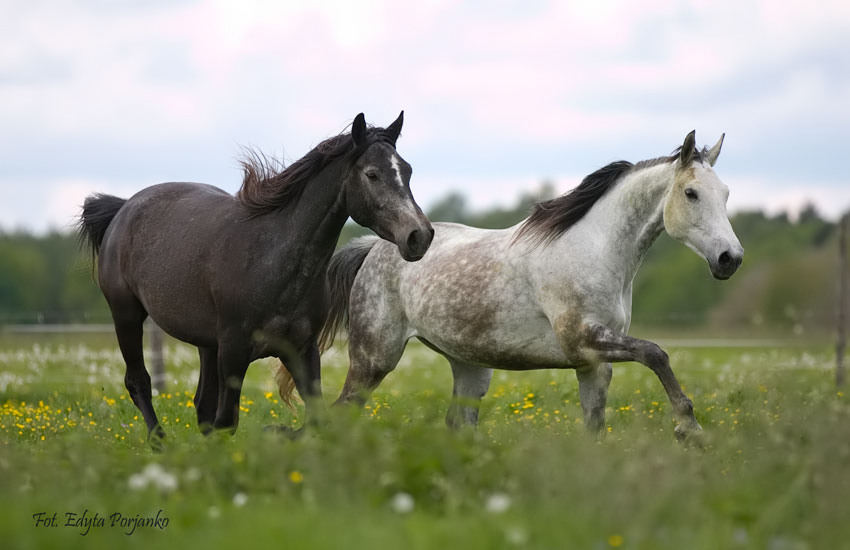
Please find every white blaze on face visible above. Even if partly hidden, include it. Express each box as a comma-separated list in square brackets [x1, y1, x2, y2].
[390, 154, 405, 189]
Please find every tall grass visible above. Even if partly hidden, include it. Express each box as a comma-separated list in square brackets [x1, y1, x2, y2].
[1, 336, 848, 549]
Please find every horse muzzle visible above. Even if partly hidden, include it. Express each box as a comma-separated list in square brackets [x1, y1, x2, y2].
[397, 225, 434, 262]
[709, 248, 743, 280]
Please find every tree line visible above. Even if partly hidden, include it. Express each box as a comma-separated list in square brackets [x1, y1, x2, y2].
[0, 185, 842, 335]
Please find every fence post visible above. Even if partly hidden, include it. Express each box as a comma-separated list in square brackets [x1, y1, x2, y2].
[838, 213, 848, 388]
[148, 320, 167, 394]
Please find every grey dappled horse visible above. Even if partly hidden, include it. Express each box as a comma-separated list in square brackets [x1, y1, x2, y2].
[79, 113, 433, 446]
[310, 131, 742, 442]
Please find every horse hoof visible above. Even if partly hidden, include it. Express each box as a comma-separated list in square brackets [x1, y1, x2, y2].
[263, 424, 304, 440]
[148, 428, 166, 452]
[674, 424, 706, 449]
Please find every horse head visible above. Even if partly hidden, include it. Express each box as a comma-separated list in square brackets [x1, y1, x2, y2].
[663, 131, 744, 280]
[344, 112, 433, 261]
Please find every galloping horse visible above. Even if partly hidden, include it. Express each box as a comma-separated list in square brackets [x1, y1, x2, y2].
[79, 112, 433, 445]
[308, 131, 742, 441]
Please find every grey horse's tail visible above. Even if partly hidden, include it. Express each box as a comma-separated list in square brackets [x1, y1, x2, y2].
[77, 193, 127, 263]
[318, 236, 379, 351]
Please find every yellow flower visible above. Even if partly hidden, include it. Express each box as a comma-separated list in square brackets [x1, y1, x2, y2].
[289, 471, 304, 484]
[608, 534, 624, 547]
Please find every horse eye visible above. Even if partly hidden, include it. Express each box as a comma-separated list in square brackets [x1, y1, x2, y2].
[365, 171, 379, 181]
[684, 188, 698, 200]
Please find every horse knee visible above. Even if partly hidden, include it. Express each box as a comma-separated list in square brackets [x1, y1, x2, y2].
[644, 344, 669, 367]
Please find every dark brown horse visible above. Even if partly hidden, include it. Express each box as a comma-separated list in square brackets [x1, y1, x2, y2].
[79, 112, 433, 445]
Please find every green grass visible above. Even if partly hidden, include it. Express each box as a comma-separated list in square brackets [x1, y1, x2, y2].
[1, 333, 848, 549]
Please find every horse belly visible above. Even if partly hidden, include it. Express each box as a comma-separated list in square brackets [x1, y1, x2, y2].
[417, 308, 568, 371]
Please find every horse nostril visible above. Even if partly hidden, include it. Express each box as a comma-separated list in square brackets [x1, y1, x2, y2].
[429, 227, 435, 240]
[718, 251, 732, 267]
[407, 230, 422, 251]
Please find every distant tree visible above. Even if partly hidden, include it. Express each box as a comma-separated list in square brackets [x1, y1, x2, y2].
[798, 202, 821, 224]
[428, 192, 469, 224]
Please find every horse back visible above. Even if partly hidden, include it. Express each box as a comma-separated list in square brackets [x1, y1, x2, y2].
[97, 182, 240, 345]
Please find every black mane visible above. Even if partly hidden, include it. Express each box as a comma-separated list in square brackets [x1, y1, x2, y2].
[514, 145, 705, 247]
[236, 127, 395, 216]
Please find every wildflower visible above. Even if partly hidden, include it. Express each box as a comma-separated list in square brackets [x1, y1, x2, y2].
[233, 492, 248, 507]
[505, 526, 528, 545]
[289, 471, 304, 484]
[390, 492, 414, 514]
[608, 534, 624, 547]
[127, 463, 178, 493]
[485, 493, 511, 514]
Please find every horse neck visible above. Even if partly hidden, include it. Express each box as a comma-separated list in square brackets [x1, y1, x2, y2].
[565, 162, 674, 282]
[258, 161, 350, 272]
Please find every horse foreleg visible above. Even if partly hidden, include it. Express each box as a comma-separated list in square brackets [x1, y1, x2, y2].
[212, 338, 250, 433]
[446, 359, 493, 429]
[286, 342, 325, 426]
[560, 321, 702, 441]
[575, 362, 612, 436]
[195, 345, 219, 435]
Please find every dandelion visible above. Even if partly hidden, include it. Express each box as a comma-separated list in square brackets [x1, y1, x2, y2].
[233, 492, 248, 507]
[390, 492, 414, 514]
[608, 534, 624, 547]
[289, 471, 304, 484]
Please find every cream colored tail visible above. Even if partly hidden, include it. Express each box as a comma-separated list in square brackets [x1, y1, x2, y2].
[274, 361, 300, 414]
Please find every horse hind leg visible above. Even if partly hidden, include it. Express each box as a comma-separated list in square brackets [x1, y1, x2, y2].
[575, 362, 613, 436]
[334, 325, 406, 408]
[109, 297, 164, 446]
[446, 358, 493, 430]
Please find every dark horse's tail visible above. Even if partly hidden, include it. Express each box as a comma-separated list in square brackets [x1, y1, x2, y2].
[77, 193, 127, 263]
[275, 237, 378, 408]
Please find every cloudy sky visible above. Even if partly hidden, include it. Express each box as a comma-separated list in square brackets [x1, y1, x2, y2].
[2, 0, 849, 233]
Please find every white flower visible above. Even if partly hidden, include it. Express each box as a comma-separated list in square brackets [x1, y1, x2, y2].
[127, 463, 178, 493]
[233, 492, 248, 507]
[485, 493, 511, 514]
[505, 527, 528, 546]
[128, 473, 148, 490]
[390, 492, 414, 514]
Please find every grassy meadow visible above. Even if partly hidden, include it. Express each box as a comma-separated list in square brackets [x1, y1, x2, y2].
[0, 329, 848, 549]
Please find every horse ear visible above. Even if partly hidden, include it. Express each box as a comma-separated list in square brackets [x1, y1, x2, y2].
[385, 111, 404, 145]
[679, 130, 696, 166]
[352, 113, 367, 146]
[705, 133, 725, 167]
